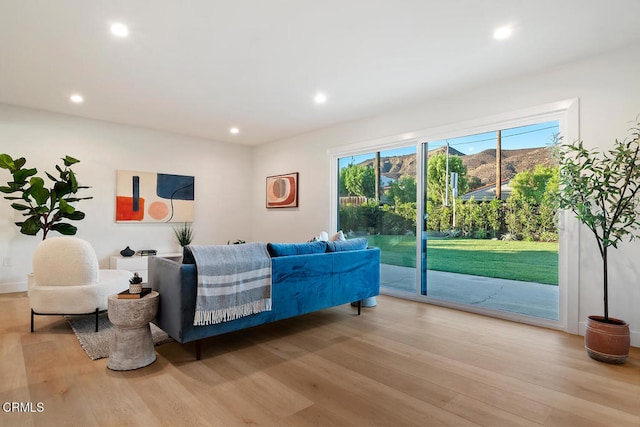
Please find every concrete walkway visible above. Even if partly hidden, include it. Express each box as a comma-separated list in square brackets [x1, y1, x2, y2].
[381, 264, 559, 320]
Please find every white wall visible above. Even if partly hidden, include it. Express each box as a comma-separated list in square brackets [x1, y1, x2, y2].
[251, 43, 640, 345]
[0, 104, 252, 292]
[2, 43, 638, 345]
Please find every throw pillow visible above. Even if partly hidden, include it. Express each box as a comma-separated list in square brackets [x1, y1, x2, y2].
[329, 231, 346, 241]
[310, 230, 345, 242]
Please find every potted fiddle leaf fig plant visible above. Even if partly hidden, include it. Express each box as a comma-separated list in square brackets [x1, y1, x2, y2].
[0, 154, 92, 240]
[555, 119, 640, 364]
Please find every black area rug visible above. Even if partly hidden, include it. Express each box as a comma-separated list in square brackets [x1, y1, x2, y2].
[65, 313, 173, 360]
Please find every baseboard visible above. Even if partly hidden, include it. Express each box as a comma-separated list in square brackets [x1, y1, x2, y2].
[0, 281, 27, 294]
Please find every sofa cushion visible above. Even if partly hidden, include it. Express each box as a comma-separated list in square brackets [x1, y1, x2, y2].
[267, 241, 327, 257]
[326, 238, 368, 252]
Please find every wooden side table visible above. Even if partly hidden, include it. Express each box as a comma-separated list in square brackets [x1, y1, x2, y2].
[107, 291, 159, 371]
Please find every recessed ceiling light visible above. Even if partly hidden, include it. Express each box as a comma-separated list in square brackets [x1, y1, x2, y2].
[110, 22, 129, 38]
[69, 94, 84, 104]
[314, 92, 327, 104]
[230, 127, 239, 134]
[493, 26, 512, 40]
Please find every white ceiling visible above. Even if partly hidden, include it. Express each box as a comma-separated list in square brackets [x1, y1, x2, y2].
[2, 1, 640, 146]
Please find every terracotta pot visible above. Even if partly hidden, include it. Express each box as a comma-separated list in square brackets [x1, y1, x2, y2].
[584, 315, 630, 364]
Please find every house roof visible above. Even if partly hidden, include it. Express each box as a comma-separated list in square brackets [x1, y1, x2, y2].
[1, 1, 640, 146]
[462, 179, 513, 201]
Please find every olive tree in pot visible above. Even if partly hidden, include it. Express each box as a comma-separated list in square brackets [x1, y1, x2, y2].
[555, 119, 640, 364]
[0, 154, 92, 239]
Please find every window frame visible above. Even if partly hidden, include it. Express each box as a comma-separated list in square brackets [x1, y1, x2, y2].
[329, 99, 580, 334]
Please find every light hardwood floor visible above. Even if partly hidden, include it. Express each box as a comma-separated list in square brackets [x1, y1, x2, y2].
[1, 292, 638, 427]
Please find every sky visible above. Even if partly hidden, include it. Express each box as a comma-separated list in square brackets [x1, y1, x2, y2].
[433, 121, 560, 155]
[339, 120, 560, 168]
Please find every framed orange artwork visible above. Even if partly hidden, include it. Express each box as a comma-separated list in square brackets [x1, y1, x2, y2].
[116, 170, 195, 223]
[266, 172, 298, 208]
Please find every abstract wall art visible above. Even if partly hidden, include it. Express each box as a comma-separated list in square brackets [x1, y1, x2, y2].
[116, 170, 195, 223]
[266, 172, 298, 208]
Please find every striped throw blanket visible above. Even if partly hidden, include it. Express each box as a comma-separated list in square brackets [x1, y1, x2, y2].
[189, 243, 272, 326]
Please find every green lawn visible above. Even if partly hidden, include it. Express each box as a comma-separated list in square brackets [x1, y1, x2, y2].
[365, 235, 559, 285]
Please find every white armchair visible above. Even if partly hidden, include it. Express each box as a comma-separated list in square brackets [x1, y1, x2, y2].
[30, 237, 131, 332]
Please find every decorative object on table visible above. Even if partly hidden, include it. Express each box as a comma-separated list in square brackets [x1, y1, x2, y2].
[0, 154, 92, 239]
[227, 239, 246, 245]
[173, 222, 193, 247]
[118, 287, 152, 299]
[65, 312, 172, 361]
[115, 170, 194, 223]
[554, 117, 640, 364]
[128, 272, 143, 294]
[266, 172, 298, 208]
[120, 246, 135, 257]
[137, 249, 157, 256]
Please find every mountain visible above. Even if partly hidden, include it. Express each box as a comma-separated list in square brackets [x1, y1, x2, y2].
[466, 147, 555, 187]
[357, 146, 555, 186]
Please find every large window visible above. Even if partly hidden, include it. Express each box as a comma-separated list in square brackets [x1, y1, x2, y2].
[330, 100, 579, 332]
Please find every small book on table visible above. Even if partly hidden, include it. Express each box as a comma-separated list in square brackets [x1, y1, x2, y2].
[117, 288, 152, 299]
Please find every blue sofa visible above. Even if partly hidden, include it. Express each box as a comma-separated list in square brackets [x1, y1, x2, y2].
[148, 241, 380, 359]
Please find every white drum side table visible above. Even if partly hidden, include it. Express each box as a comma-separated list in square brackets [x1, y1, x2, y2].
[107, 291, 159, 371]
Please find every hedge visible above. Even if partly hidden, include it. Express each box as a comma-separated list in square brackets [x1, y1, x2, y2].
[338, 196, 558, 242]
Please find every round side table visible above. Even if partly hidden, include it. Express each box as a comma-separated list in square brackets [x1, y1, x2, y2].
[107, 291, 159, 371]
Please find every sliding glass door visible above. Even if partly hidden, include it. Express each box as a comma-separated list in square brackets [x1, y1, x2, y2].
[420, 122, 560, 320]
[337, 146, 417, 294]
